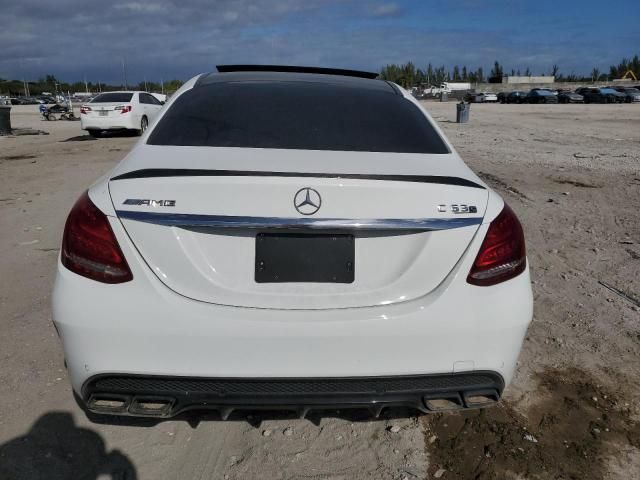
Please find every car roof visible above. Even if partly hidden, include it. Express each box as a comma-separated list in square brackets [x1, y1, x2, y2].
[195, 70, 398, 95]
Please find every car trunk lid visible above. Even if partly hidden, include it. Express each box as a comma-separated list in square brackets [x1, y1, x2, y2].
[109, 146, 487, 309]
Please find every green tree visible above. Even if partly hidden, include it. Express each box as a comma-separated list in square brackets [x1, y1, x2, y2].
[452, 65, 461, 81]
[490, 61, 503, 81]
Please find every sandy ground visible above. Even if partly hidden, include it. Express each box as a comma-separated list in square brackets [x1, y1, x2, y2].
[0, 103, 638, 480]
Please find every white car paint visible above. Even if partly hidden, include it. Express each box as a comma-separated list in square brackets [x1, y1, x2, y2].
[80, 91, 163, 134]
[53, 71, 533, 417]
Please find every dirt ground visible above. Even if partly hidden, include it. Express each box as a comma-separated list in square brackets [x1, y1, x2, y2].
[0, 103, 638, 479]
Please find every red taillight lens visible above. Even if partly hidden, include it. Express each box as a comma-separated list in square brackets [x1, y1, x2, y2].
[61, 191, 133, 283]
[80, 105, 91, 114]
[115, 105, 132, 114]
[467, 203, 526, 286]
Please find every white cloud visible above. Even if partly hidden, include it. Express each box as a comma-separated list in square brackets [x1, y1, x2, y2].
[370, 2, 401, 17]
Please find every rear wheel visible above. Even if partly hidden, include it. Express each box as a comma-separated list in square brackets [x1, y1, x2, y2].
[88, 130, 102, 138]
[138, 116, 148, 136]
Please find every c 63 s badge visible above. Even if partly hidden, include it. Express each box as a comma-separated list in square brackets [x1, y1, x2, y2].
[437, 204, 478, 214]
[123, 199, 176, 207]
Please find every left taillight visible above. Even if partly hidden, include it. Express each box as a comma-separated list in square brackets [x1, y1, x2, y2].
[80, 105, 91, 114]
[61, 191, 133, 284]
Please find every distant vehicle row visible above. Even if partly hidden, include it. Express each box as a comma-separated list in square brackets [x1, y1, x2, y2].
[475, 86, 640, 104]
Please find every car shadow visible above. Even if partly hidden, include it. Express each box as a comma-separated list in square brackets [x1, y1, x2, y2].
[0, 412, 137, 480]
[61, 130, 138, 142]
[60, 135, 97, 142]
[98, 130, 140, 138]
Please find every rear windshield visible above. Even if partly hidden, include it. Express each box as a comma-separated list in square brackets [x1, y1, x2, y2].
[147, 82, 449, 153]
[90, 92, 133, 103]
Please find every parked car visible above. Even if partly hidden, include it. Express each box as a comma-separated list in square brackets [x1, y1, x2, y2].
[464, 92, 485, 103]
[524, 89, 558, 104]
[80, 91, 164, 137]
[53, 65, 532, 419]
[576, 87, 625, 104]
[482, 92, 498, 103]
[10, 97, 40, 105]
[599, 88, 626, 103]
[610, 86, 640, 103]
[557, 90, 583, 103]
[504, 91, 527, 104]
[465, 92, 497, 103]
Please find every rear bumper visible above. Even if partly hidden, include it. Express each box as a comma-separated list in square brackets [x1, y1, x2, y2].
[80, 115, 138, 130]
[82, 371, 504, 418]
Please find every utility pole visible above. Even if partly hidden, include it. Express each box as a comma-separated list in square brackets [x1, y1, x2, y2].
[84, 76, 89, 94]
[161, 78, 164, 95]
[144, 76, 148, 92]
[121, 58, 128, 90]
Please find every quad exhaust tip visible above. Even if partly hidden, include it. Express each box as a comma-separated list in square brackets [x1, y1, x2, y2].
[88, 394, 175, 417]
[422, 389, 500, 412]
[129, 397, 175, 417]
[87, 394, 130, 413]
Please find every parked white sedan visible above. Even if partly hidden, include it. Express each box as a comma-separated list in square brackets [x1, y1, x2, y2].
[80, 91, 163, 137]
[481, 92, 498, 103]
[54, 66, 532, 420]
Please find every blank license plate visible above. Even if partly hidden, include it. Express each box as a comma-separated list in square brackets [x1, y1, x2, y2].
[99, 111, 108, 116]
[255, 233, 354, 283]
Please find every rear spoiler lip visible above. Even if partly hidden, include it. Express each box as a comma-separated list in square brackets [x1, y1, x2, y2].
[110, 169, 485, 189]
[115, 211, 483, 232]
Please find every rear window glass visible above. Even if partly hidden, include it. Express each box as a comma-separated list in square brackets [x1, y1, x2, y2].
[147, 82, 449, 153]
[91, 93, 133, 103]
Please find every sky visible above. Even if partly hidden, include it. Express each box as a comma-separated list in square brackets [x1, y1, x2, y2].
[1, 0, 638, 84]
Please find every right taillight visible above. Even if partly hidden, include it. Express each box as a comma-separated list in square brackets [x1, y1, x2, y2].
[467, 203, 526, 286]
[61, 191, 133, 284]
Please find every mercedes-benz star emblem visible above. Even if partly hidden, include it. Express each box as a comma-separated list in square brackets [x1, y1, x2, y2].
[294, 187, 321, 215]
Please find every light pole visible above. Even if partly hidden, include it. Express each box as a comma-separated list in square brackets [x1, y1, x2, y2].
[121, 58, 128, 90]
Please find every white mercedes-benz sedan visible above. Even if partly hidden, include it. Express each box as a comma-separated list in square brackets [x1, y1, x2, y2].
[80, 91, 164, 137]
[53, 65, 533, 419]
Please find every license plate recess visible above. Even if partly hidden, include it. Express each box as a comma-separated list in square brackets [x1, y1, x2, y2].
[255, 233, 354, 283]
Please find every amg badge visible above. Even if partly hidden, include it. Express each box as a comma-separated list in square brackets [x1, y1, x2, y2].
[123, 199, 176, 207]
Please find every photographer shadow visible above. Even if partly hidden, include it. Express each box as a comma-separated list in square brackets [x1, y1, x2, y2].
[0, 411, 137, 480]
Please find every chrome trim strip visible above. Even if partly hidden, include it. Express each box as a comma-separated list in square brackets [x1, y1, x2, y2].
[116, 210, 482, 231]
